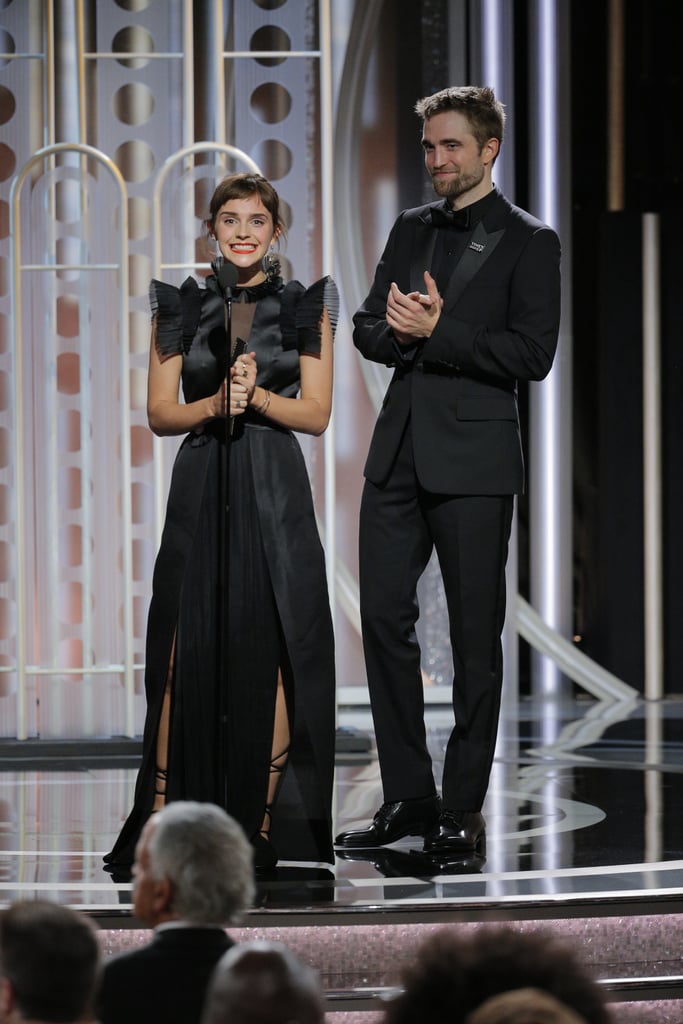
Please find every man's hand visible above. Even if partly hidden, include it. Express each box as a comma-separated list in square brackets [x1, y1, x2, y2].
[386, 271, 442, 346]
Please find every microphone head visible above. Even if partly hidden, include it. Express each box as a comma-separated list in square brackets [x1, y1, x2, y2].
[212, 256, 239, 296]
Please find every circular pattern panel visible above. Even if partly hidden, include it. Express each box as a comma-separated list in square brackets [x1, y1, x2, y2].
[0, 85, 16, 125]
[112, 26, 155, 70]
[250, 83, 292, 124]
[113, 83, 155, 126]
[0, 142, 15, 180]
[250, 139, 292, 181]
[114, 0, 151, 11]
[0, 29, 14, 69]
[250, 25, 291, 67]
[115, 140, 155, 183]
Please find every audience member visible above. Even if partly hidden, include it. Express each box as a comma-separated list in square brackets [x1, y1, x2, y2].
[0, 899, 100, 1024]
[202, 940, 325, 1024]
[383, 926, 613, 1024]
[465, 987, 588, 1024]
[97, 801, 255, 1024]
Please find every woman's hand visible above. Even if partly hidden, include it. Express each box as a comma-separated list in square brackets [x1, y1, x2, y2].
[204, 352, 258, 419]
[202, 379, 226, 419]
[229, 351, 257, 416]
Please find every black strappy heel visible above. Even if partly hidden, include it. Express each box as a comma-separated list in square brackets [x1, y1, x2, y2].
[151, 766, 168, 812]
[251, 748, 289, 871]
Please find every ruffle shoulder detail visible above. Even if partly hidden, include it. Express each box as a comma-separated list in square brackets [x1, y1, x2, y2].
[280, 276, 339, 354]
[149, 277, 202, 359]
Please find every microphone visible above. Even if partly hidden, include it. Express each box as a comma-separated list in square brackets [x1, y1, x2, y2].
[212, 257, 241, 432]
[212, 256, 239, 299]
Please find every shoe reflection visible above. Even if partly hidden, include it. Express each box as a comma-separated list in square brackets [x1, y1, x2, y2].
[102, 862, 133, 885]
[254, 866, 336, 906]
[336, 846, 485, 878]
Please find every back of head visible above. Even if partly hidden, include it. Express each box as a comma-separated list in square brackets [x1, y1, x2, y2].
[465, 988, 588, 1024]
[415, 85, 506, 153]
[202, 941, 325, 1024]
[0, 900, 99, 1022]
[148, 801, 255, 926]
[383, 926, 612, 1024]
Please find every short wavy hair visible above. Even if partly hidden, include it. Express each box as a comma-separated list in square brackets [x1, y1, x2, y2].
[147, 802, 255, 926]
[206, 172, 286, 240]
[0, 900, 100, 1023]
[415, 85, 506, 155]
[384, 926, 613, 1024]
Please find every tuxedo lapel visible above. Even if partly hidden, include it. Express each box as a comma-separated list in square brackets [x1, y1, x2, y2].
[410, 218, 438, 293]
[441, 220, 505, 308]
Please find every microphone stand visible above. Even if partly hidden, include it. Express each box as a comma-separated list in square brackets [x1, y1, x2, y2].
[213, 257, 239, 809]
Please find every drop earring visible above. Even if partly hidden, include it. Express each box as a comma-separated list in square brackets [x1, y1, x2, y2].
[261, 244, 280, 282]
[210, 236, 224, 277]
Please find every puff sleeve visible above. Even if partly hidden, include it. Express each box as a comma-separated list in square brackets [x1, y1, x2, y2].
[149, 277, 203, 360]
[280, 276, 339, 354]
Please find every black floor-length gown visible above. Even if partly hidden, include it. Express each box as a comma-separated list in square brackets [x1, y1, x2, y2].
[104, 271, 338, 868]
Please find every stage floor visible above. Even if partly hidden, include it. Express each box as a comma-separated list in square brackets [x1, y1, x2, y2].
[0, 695, 682, 918]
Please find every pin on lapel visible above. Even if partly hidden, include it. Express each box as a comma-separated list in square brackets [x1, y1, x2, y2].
[469, 241, 485, 253]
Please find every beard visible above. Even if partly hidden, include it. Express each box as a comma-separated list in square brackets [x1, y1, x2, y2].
[431, 164, 485, 201]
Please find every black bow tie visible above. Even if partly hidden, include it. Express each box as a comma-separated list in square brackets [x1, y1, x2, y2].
[431, 204, 471, 230]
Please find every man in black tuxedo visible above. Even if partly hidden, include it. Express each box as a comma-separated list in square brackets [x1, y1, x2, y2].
[335, 86, 561, 855]
[97, 801, 255, 1024]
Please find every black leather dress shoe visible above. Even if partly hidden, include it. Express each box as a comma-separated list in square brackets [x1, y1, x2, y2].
[334, 796, 441, 848]
[423, 809, 486, 853]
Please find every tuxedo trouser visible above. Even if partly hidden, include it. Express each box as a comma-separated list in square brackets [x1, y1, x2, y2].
[359, 421, 513, 811]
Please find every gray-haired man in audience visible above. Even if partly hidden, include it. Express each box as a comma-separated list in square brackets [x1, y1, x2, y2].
[97, 801, 255, 1024]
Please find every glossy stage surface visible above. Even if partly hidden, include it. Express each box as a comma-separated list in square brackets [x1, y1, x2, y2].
[0, 697, 682, 911]
[1, 697, 683, 1021]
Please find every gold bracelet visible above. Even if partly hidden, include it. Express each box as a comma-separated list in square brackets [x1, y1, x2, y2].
[256, 389, 271, 415]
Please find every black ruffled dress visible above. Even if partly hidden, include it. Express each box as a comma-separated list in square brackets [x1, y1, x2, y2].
[104, 273, 338, 868]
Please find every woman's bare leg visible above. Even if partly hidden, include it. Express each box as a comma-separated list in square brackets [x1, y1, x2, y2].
[259, 669, 290, 838]
[153, 643, 174, 811]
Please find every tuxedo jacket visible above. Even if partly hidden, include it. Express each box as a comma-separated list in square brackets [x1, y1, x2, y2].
[353, 188, 561, 495]
[97, 925, 233, 1024]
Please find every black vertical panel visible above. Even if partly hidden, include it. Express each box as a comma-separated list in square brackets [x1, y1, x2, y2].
[624, 2, 683, 211]
[420, 0, 450, 98]
[595, 214, 644, 688]
[392, 0, 452, 210]
[394, 0, 427, 210]
[572, 210, 601, 647]
[660, 214, 683, 689]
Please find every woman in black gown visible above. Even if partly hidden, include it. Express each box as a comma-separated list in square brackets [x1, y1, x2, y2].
[105, 174, 337, 872]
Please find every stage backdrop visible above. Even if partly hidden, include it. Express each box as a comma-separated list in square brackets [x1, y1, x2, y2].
[0, 0, 385, 741]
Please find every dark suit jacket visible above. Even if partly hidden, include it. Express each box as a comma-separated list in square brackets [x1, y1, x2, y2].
[97, 925, 233, 1024]
[353, 188, 561, 494]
